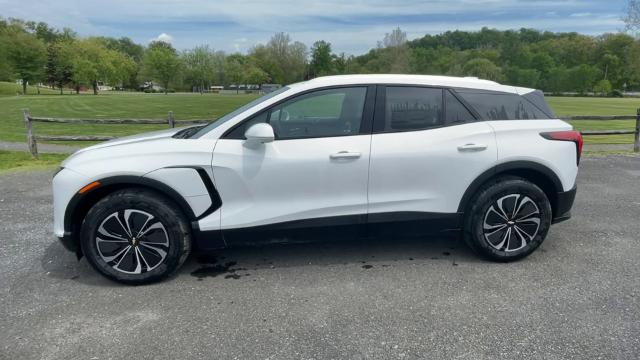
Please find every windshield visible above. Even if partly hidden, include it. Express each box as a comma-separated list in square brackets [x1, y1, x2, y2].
[191, 86, 290, 138]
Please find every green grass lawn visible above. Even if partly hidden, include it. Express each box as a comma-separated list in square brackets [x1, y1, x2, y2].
[0, 150, 67, 172]
[0, 88, 257, 143]
[0, 81, 65, 96]
[547, 97, 639, 144]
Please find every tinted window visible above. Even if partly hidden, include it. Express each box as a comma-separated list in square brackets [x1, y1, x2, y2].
[192, 86, 290, 138]
[224, 111, 270, 139]
[270, 87, 367, 139]
[445, 90, 475, 124]
[456, 89, 549, 120]
[383, 87, 443, 131]
[522, 90, 555, 118]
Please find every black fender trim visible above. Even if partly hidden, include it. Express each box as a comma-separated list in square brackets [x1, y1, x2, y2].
[63, 168, 225, 254]
[457, 160, 564, 214]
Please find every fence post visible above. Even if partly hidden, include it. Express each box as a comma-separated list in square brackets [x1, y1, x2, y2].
[23, 109, 38, 159]
[168, 111, 174, 128]
[635, 108, 640, 153]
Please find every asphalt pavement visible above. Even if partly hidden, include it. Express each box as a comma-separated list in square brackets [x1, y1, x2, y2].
[0, 155, 638, 359]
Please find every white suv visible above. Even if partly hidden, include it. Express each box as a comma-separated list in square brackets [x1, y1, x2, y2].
[53, 75, 580, 284]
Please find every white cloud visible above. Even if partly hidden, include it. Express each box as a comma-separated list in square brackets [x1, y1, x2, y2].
[153, 33, 173, 43]
[570, 12, 592, 17]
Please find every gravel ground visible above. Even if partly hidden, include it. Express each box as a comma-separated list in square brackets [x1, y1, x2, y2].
[0, 155, 638, 360]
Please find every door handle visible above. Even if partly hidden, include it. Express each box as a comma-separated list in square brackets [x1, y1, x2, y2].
[457, 143, 487, 152]
[330, 151, 361, 159]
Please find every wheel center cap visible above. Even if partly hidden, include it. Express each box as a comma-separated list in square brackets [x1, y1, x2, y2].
[507, 220, 515, 226]
[131, 237, 138, 246]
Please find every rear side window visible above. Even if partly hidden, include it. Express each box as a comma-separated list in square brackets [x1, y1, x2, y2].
[382, 87, 443, 131]
[456, 89, 550, 120]
[445, 90, 476, 124]
[522, 90, 555, 118]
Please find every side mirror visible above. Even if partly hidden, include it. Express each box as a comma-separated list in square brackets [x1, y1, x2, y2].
[244, 123, 275, 144]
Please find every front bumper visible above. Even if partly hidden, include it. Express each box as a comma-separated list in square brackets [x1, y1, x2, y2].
[57, 233, 77, 252]
[552, 185, 577, 224]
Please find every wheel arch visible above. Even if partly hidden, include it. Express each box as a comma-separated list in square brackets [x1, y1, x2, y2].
[64, 175, 200, 257]
[457, 160, 563, 216]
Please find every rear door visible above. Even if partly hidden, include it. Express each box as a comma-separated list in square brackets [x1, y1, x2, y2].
[367, 86, 497, 231]
[212, 86, 375, 243]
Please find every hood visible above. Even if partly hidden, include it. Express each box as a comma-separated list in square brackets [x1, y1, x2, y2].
[71, 127, 182, 155]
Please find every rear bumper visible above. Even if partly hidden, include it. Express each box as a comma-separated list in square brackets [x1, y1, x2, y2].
[552, 185, 577, 224]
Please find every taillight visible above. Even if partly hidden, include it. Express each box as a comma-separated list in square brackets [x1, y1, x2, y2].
[540, 130, 583, 165]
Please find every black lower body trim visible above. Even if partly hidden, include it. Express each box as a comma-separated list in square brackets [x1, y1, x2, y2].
[221, 214, 367, 247]
[194, 212, 463, 248]
[367, 211, 462, 238]
[552, 185, 577, 224]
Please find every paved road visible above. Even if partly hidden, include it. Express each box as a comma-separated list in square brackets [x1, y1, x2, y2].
[1, 156, 639, 359]
[0, 141, 81, 154]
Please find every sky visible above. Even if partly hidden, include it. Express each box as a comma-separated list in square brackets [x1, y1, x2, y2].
[0, 0, 630, 55]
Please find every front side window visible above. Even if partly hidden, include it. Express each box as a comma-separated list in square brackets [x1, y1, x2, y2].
[192, 86, 290, 138]
[270, 87, 367, 139]
[224, 87, 367, 140]
[381, 87, 443, 132]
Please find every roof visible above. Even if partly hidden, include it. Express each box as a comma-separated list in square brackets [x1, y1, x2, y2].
[291, 74, 534, 95]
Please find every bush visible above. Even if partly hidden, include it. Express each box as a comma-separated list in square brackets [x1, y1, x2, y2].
[609, 89, 623, 98]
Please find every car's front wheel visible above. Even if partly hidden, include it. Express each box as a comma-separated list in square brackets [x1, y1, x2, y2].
[80, 189, 191, 284]
[464, 176, 552, 261]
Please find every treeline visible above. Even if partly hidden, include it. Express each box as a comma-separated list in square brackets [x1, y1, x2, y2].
[336, 28, 640, 95]
[1, 17, 639, 96]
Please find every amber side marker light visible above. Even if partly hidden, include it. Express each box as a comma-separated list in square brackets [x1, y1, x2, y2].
[78, 181, 100, 194]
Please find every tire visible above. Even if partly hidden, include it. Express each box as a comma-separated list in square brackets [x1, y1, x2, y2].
[80, 188, 191, 284]
[463, 176, 552, 262]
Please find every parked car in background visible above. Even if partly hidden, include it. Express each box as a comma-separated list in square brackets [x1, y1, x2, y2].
[52, 74, 580, 284]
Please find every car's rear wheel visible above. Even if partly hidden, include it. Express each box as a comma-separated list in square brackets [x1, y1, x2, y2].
[463, 176, 552, 261]
[80, 189, 191, 284]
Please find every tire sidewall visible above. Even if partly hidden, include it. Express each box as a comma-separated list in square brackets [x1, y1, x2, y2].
[468, 179, 552, 261]
[80, 190, 189, 284]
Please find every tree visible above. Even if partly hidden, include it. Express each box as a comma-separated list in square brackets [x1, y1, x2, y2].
[593, 79, 612, 96]
[143, 41, 181, 94]
[99, 36, 144, 89]
[248, 33, 307, 84]
[462, 58, 503, 81]
[310, 40, 334, 77]
[0, 26, 15, 81]
[623, 0, 640, 34]
[46, 40, 74, 94]
[244, 65, 269, 86]
[224, 56, 244, 94]
[379, 27, 407, 48]
[6, 30, 46, 94]
[182, 45, 217, 93]
[70, 39, 134, 95]
[567, 64, 600, 94]
[376, 27, 410, 73]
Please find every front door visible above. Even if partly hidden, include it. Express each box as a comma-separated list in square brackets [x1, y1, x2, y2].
[212, 86, 375, 244]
